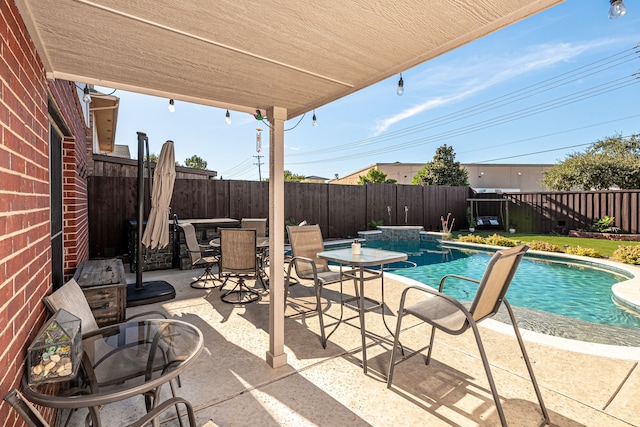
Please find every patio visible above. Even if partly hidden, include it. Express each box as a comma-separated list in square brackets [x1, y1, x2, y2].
[63, 265, 639, 427]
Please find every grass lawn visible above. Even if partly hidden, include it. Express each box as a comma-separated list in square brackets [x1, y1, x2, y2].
[461, 231, 640, 257]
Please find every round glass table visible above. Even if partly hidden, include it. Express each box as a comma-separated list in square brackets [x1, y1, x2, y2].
[23, 319, 203, 427]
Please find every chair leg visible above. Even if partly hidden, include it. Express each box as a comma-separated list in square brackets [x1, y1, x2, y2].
[386, 307, 405, 387]
[504, 299, 550, 425]
[425, 325, 437, 365]
[314, 281, 327, 348]
[190, 263, 220, 289]
[469, 322, 508, 427]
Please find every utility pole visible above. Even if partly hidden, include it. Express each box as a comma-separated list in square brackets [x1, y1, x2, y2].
[255, 127, 264, 181]
[254, 155, 264, 181]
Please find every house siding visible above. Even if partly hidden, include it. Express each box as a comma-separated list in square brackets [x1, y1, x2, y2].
[1, 1, 88, 424]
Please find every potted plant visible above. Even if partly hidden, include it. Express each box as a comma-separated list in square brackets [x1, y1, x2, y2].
[466, 207, 476, 232]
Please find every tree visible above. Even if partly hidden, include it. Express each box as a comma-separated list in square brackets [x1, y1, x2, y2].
[147, 153, 159, 164]
[284, 170, 306, 182]
[184, 155, 207, 170]
[357, 169, 397, 184]
[542, 134, 640, 191]
[412, 144, 469, 186]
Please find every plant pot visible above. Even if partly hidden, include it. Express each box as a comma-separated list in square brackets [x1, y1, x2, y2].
[468, 227, 475, 233]
[509, 228, 516, 234]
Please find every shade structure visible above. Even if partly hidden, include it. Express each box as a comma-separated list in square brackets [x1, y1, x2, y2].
[142, 140, 176, 250]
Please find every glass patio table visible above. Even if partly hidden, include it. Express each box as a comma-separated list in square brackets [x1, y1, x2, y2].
[22, 319, 203, 427]
[316, 247, 407, 374]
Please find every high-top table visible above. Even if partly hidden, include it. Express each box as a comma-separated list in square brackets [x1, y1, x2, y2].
[316, 247, 407, 374]
[22, 319, 203, 427]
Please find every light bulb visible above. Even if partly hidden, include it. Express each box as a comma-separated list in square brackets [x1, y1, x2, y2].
[609, 0, 626, 19]
[312, 112, 318, 127]
[396, 75, 404, 96]
[225, 110, 231, 124]
[168, 99, 175, 113]
[82, 84, 92, 104]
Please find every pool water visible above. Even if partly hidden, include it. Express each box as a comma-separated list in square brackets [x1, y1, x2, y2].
[360, 240, 640, 343]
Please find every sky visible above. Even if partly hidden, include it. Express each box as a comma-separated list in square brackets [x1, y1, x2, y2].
[97, 0, 640, 181]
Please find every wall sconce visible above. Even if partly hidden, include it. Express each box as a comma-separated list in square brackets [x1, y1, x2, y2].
[225, 110, 231, 124]
[396, 74, 404, 96]
[82, 85, 91, 104]
[609, 0, 626, 19]
[168, 99, 175, 113]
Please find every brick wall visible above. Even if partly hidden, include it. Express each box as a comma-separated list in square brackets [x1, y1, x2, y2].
[1, 1, 88, 425]
[49, 80, 89, 279]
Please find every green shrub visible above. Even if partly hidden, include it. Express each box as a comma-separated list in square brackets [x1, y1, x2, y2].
[485, 234, 517, 247]
[368, 219, 383, 229]
[588, 216, 621, 233]
[528, 240, 564, 253]
[458, 234, 486, 244]
[565, 246, 603, 258]
[613, 245, 640, 265]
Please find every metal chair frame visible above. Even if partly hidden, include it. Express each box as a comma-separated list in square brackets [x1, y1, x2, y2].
[387, 245, 550, 427]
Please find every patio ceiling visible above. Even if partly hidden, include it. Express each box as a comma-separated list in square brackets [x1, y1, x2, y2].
[16, 0, 563, 120]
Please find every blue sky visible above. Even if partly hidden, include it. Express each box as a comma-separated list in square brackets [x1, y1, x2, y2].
[99, 1, 640, 181]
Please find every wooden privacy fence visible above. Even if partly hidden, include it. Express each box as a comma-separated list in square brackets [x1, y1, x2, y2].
[87, 177, 469, 258]
[474, 190, 640, 235]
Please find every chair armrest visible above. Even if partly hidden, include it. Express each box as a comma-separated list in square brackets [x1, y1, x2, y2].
[398, 285, 471, 318]
[438, 274, 480, 292]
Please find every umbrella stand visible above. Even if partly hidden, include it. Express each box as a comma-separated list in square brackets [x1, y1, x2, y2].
[127, 131, 176, 307]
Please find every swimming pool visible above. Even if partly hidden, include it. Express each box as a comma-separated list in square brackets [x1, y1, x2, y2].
[360, 239, 640, 346]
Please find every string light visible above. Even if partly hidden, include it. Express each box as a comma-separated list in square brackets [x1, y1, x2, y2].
[609, 0, 627, 19]
[312, 110, 318, 127]
[396, 74, 404, 96]
[82, 84, 92, 104]
[168, 99, 175, 113]
[225, 110, 231, 124]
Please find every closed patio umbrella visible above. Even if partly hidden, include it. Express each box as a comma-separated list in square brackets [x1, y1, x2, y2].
[142, 140, 175, 249]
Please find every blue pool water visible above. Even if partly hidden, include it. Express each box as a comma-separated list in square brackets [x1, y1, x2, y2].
[360, 240, 640, 332]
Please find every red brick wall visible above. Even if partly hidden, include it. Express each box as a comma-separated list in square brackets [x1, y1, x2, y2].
[49, 80, 89, 278]
[1, 1, 89, 424]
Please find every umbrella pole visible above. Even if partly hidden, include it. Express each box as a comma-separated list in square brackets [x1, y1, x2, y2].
[127, 131, 176, 307]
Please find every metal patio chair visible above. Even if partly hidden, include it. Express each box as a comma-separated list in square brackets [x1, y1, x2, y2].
[386, 244, 550, 427]
[179, 222, 221, 289]
[3, 388, 198, 427]
[285, 224, 344, 348]
[219, 228, 263, 304]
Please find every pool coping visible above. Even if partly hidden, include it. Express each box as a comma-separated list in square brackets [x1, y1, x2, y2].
[386, 240, 640, 360]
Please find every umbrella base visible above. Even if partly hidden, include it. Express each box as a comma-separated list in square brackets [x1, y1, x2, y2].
[126, 280, 176, 307]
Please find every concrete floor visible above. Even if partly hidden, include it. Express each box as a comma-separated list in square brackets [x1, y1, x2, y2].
[65, 266, 640, 427]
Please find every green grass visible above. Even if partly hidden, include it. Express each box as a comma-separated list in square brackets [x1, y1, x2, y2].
[458, 232, 640, 257]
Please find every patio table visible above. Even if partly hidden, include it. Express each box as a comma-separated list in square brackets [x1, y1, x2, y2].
[316, 247, 407, 374]
[22, 319, 203, 427]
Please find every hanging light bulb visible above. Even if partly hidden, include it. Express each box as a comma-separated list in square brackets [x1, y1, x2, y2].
[396, 74, 404, 96]
[225, 109, 231, 124]
[82, 84, 92, 104]
[312, 111, 318, 127]
[609, 0, 626, 19]
[168, 99, 175, 113]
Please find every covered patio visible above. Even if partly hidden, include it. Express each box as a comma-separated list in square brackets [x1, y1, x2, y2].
[14, 0, 566, 372]
[63, 266, 640, 426]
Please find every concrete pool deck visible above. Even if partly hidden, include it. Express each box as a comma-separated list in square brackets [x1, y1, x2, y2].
[61, 264, 640, 426]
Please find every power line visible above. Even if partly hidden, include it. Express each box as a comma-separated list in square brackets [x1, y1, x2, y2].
[287, 44, 639, 159]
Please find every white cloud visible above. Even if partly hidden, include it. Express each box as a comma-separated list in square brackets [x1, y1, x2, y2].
[373, 39, 614, 135]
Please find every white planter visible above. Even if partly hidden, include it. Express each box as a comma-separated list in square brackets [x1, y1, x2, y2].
[509, 228, 516, 234]
[468, 227, 475, 233]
